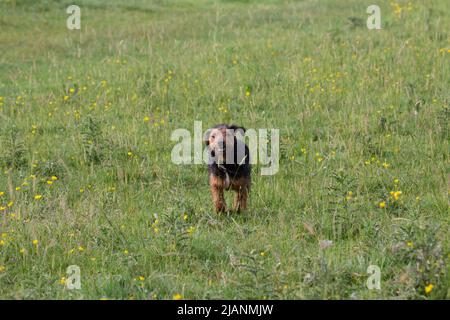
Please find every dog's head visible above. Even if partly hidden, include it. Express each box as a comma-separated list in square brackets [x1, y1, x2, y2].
[205, 124, 246, 163]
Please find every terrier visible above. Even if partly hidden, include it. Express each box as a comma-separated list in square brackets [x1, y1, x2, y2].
[205, 124, 251, 213]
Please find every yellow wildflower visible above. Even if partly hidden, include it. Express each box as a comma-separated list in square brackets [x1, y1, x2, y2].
[425, 284, 434, 294]
[187, 226, 196, 235]
[390, 191, 402, 201]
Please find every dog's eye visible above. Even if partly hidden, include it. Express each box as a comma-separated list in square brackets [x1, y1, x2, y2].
[211, 135, 215, 139]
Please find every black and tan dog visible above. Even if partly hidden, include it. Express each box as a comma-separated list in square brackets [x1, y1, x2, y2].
[205, 124, 251, 213]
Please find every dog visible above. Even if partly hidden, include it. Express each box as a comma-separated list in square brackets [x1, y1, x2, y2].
[205, 124, 251, 213]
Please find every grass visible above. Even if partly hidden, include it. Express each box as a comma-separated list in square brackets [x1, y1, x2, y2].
[0, 0, 449, 299]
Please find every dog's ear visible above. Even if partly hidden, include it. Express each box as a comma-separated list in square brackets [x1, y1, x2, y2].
[227, 125, 246, 136]
[204, 128, 212, 146]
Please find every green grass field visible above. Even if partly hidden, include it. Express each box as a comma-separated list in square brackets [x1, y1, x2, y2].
[0, 0, 449, 299]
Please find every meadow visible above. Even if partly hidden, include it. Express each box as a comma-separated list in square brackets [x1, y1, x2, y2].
[0, 0, 449, 299]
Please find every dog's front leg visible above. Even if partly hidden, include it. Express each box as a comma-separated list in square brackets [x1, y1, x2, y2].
[233, 190, 241, 212]
[239, 187, 248, 211]
[210, 175, 227, 213]
[211, 185, 226, 213]
[233, 186, 248, 212]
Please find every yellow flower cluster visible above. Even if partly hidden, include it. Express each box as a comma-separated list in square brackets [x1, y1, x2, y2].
[390, 190, 402, 201]
[390, 1, 412, 17]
